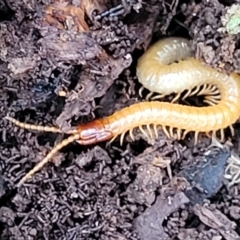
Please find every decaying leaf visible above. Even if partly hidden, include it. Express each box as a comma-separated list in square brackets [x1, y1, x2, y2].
[43, 0, 107, 32]
[193, 204, 239, 240]
[38, 29, 107, 65]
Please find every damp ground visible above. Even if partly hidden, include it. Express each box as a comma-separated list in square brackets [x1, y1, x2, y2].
[1, 0, 240, 239]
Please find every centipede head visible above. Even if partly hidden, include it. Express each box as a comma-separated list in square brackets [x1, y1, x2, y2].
[76, 120, 114, 145]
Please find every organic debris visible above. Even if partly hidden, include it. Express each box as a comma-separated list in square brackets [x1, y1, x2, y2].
[1, 0, 240, 239]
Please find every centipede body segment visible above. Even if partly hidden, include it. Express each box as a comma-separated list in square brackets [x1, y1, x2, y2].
[6, 37, 240, 186]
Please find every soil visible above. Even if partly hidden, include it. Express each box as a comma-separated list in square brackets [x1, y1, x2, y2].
[1, 0, 240, 239]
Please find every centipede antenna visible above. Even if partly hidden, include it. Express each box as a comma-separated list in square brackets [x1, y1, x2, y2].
[17, 133, 80, 187]
[5, 116, 61, 133]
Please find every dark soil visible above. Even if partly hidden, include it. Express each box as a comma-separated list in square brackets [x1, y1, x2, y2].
[1, 0, 240, 239]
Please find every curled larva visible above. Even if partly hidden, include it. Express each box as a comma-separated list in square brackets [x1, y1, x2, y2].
[137, 37, 224, 96]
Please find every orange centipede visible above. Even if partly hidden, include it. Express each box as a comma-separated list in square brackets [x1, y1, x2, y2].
[6, 37, 240, 186]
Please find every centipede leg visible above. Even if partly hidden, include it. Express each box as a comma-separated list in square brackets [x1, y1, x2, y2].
[177, 128, 182, 140]
[189, 85, 201, 96]
[146, 124, 153, 139]
[197, 84, 219, 96]
[169, 127, 174, 138]
[212, 131, 217, 138]
[181, 130, 190, 139]
[139, 126, 149, 139]
[229, 125, 235, 136]
[171, 93, 181, 103]
[146, 92, 154, 101]
[220, 129, 225, 142]
[153, 124, 158, 139]
[129, 128, 135, 141]
[203, 100, 214, 106]
[108, 134, 118, 145]
[205, 85, 220, 95]
[196, 84, 208, 96]
[194, 131, 199, 145]
[120, 131, 127, 146]
[151, 94, 166, 100]
[204, 95, 221, 106]
[139, 86, 145, 98]
[204, 98, 219, 106]
[205, 95, 221, 101]
[162, 126, 171, 139]
[206, 132, 212, 138]
[182, 89, 192, 100]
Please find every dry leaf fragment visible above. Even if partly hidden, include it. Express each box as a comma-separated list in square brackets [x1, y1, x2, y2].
[134, 192, 189, 240]
[43, 0, 107, 32]
[193, 204, 239, 240]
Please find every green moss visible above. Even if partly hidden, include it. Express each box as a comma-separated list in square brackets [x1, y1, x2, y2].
[219, 4, 240, 35]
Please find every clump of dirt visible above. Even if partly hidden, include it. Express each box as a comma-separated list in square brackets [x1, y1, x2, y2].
[1, 0, 240, 240]
[182, 0, 240, 73]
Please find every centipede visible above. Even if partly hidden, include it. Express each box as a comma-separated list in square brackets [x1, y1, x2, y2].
[6, 37, 240, 186]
